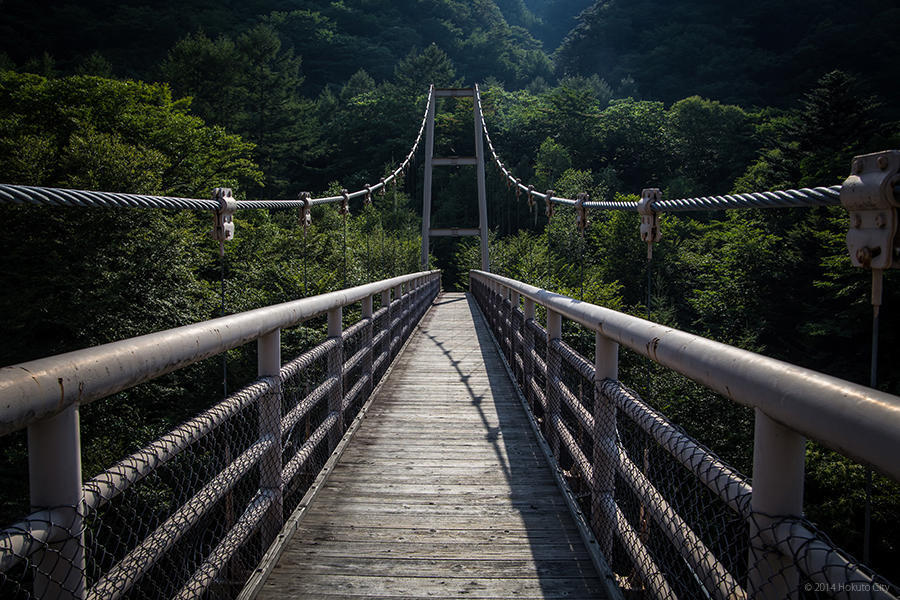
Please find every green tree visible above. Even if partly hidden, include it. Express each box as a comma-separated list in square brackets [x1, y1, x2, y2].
[593, 98, 669, 191]
[161, 25, 319, 197]
[666, 96, 756, 196]
[0, 71, 260, 361]
[393, 44, 459, 94]
[533, 137, 572, 190]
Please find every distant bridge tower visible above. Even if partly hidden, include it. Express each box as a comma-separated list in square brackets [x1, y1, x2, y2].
[421, 85, 490, 272]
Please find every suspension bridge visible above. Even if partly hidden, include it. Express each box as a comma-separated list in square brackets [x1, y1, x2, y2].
[1, 85, 899, 600]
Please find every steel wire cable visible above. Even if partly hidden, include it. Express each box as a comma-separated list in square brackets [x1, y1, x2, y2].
[0, 88, 433, 212]
[0, 184, 219, 210]
[653, 186, 841, 211]
[475, 86, 853, 213]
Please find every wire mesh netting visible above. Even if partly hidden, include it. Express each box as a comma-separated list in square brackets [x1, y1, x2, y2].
[0, 276, 440, 600]
[471, 277, 899, 600]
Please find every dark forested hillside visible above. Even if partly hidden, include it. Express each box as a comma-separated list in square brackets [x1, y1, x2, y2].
[557, 0, 900, 110]
[522, 0, 593, 51]
[0, 0, 553, 90]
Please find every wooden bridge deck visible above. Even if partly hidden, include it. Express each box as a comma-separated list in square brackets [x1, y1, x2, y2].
[255, 292, 606, 599]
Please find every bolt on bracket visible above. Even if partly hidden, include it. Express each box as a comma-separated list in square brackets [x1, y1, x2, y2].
[211, 187, 237, 257]
[841, 150, 900, 271]
[638, 188, 662, 259]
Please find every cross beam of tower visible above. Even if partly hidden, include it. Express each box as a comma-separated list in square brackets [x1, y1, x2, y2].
[421, 86, 490, 271]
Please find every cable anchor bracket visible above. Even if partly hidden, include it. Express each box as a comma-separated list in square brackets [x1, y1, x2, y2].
[340, 189, 350, 217]
[638, 188, 662, 259]
[575, 192, 589, 235]
[211, 187, 237, 257]
[298, 192, 311, 230]
[841, 151, 900, 271]
[841, 151, 900, 307]
[545, 190, 555, 219]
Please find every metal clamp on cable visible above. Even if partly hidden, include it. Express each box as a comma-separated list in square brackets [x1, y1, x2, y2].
[545, 190, 555, 219]
[364, 185, 373, 207]
[841, 151, 900, 272]
[378, 178, 386, 196]
[575, 192, 589, 235]
[638, 188, 662, 259]
[210, 187, 237, 257]
[340, 189, 350, 216]
[526, 184, 534, 211]
[298, 192, 311, 229]
[841, 151, 900, 312]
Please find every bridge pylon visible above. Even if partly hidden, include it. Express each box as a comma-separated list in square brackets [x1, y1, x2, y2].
[421, 85, 490, 272]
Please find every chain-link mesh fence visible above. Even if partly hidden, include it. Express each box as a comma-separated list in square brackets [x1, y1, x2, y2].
[471, 276, 899, 600]
[0, 275, 439, 600]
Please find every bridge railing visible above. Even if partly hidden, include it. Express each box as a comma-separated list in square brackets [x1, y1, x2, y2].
[470, 270, 899, 600]
[0, 270, 440, 600]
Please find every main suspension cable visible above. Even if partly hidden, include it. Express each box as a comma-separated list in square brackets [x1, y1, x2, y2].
[474, 85, 846, 213]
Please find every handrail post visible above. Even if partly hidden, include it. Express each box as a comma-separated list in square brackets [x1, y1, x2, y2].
[523, 298, 536, 412]
[509, 291, 520, 378]
[392, 283, 402, 358]
[28, 406, 86, 599]
[362, 295, 374, 398]
[257, 329, 284, 551]
[748, 409, 805, 598]
[593, 332, 618, 556]
[327, 307, 343, 449]
[381, 288, 392, 374]
[546, 308, 562, 460]
[502, 286, 511, 359]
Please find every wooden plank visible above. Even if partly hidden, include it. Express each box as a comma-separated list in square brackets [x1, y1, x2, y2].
[259, 574, 603, 599]
[289, 541, 592, 560]
[336, 458, 549, 468]
[298, 513, 577, 531]
[340, 443, 545, 454]
[316, 482, 569, 497]
[307, 493, 571, 509]
[306, 502, 580, 520]
[255, 292, 606, 600]
[320, 474, 559, 486]
[292, 525, 588, 545]
[272, 556, 600, 579]
[325, 465, 559, 478]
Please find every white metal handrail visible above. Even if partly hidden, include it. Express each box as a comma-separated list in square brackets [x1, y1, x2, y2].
[0, 271, 441, 600]
[470, 270, 900, 481]
[0, 271, 438, 435]
[471, 270, 900, 600]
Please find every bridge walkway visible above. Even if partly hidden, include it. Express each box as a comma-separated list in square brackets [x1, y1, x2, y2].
[255, 292, 606, 599]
